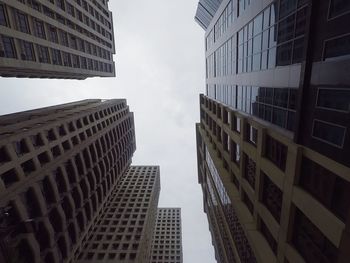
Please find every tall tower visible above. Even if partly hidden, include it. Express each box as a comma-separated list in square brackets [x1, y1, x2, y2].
[0, 0, 115, 79]
[0, 99, 136, 263]
[151, 208, 183, 263]
[195, 0, 350, 262]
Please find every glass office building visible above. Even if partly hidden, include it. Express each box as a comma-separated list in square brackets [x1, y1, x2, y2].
[195, 0, 350, 262]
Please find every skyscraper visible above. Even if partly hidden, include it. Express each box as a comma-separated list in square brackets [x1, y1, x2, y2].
[0, 0, 115, 79]
[195, 0, 350, 262]
[0, 99, 136, 262]
[151, 208, 183, 263]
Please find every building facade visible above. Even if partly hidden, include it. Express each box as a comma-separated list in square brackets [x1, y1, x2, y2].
[151, 208, 183, 263]
[0, 0, 115, 79]
[0, 99, 136, 263]
[75, 166, 161, 263]
[195, 0, 350, 263]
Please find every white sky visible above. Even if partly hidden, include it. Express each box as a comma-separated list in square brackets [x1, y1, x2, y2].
[0, 0, 216, 262]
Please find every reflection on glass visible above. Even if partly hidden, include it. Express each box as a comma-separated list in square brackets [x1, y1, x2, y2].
[277, 42, 292, 66]
[261, 51, 268, 70]
[263, 7, 271, 29]
[253, 13, 263, 36]
[253, 53, 261, 71]
[268, 47, 276, 68]
[253, 34, 262, 53]
[269, 26, 277, 48]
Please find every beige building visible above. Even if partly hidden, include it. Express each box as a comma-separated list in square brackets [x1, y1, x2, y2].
[0, 0, 115, 79]
[0, 99, 136, 263]
[151, 208, 183, 263]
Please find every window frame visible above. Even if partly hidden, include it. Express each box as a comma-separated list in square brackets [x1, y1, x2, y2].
[316, 87, 350, 113]
[311, 119, 347, 148]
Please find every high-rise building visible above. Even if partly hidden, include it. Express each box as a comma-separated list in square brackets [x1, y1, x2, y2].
[0, 99, 136, 263]
[195, 1, 350, 263]
[0, 0, 115, 79]
[151, 208, 183, 263]
[75, 166, 161, 263]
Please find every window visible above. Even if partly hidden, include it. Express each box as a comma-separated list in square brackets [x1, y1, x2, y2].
[59, 30, 69, 47]
[37, 45, 50, 63]
[299, 157, 350, 221]
[292, 209, 338, 263]
[62, 52, 72, 67]
[260, 218, 277, 254]
[329, 0, 350, 18]
[317, 88, 350, 112]
[312, 120, 346, 148]
[0, 4, 7, 26]
[246, 123, 258, 145]
[19, 40, 35, 61]
[34, 19, 46, 39]
[261, 171, 282, 222]
[244, 153, 256, 189]
[324, 34, 350, 60]
[265, 135, 287, 171]
[49, 26, 58, 43]
[1, 36, 17, 58]
[51, 49, 62, 65]
[16, 11, 30, 33]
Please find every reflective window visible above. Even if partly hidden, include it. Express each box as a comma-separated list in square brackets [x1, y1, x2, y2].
[37, 45, 50, 63]
[324, 34, 350, 60]
[51, 49, 62, 65]
[20, 40, 35, 61]
[16, 11, 30, 33]
[317, 88, 350, 112]
[265, 135, 287, 171]
[277, 41, 292, 66]
[329, 0, 350, 18]
[312, 120, 346, 147]
[34, 19, 46, 39]
[279, 0, 297, 19]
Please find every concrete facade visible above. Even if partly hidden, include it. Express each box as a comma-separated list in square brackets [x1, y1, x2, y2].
[151, 208, 183, 263]
[195, 0, 350, 262]
[0, 0, 115, 79]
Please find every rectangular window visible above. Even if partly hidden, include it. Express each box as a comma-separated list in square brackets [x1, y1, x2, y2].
[260, 218, 277, 254]
[292, 209, 338, 263]
[49, 26, 58, 43]
[1, 36, 16, 58]
[244, 153, 256, 189]
[261, 171, 282, 222]
[16, 11, 30, 33]
[329, 0, 350, 18]
[19, 40, 35, 61]
[317, 88, 350, 112]
[312, 120, 346, 148]
[34, 19, 46, 39]
[0, 4, 7, 26]
[265, 135, 287, 171]
[246, 123, 258, 146]
[299, 157, 350, 221]
[37, 45, 50, 63]
[62, 52, 72, 67]
[51, 49, 62, 65]
[324, 34, 350, 60]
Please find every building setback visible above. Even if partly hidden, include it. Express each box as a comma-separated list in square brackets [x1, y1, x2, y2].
[151, 208, 183, 263]
[0, 0, 115, 79]
[195, 0, 350, 263]
[0, 99, 136, 263]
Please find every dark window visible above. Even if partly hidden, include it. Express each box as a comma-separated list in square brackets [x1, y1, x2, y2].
[20, 40, 35, 61]
[59, 30, 69, 47]
[299, 157, 350, 221]
[37, 45, 50, 63]
[1, 36, 17, 58]
[34, 19, 46, 39]
[317, 88, 350, 112]
[246, 123, 258, 146]
[276, 41, 292, 66]
[265, 135, 287, 171]
[278, 14, 295, 43]
[0, 146, 10, 164]
[49, 26, 58, 43]
[292, 37, 305, 63]
[16, 11, 30, 33]
[279, 0, 297, 19]
[0, 4, 7, 26]
[260, 218, 277, 254]
[329, 0, 350, 18]
[51, 49, 62, 65]
[324, 34, 350, 60]
[62, 52, 72, 67]
[292, 209, 338, 263]
[230, 139, 240, 164]
[312, 120, 346, 147]
[1, 169, 18, 188]
[261, 171, 282, 222]
[72, 55, 80, 68]
[243, 191, 254, 214]
[244, 153, 256, 189]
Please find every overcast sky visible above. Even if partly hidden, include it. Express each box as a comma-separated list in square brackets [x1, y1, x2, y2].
[0, 0, 216, 262]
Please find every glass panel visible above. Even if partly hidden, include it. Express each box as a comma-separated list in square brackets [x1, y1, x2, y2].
[0, 4, 7, 26]
[295, 7, 308, 37]
[279, 0, 297, 19]
[270, 3, 278, 25]
[329, 0, 350, 18]
[278, 14, 296, 43]
[269, 26, 277, 48]
[252, 53, 261, 71]
[263, 7, 270, 30]
[293, 37, 305, 63]
[272, 108, 287, 128]
[253, 13, 263, 36]
[253, 33, 262, 54]
[268, 47, 276, 68]
[262, 30, 269, 50]
[287, 111, 295, 131]
[324, 34, 350, 60]
[277, 42, 292, 66]
[313, 120, 346, 147]
[317, 89, 350, 112]
[274, 89, 289, 108]
[261, 50, 268, 70]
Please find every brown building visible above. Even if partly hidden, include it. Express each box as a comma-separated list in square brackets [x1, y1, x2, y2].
[195, 0, 350, 263]
[0, 99, 136, 263]
[0, 0, 115, 79]
[151, 208, 183, 263]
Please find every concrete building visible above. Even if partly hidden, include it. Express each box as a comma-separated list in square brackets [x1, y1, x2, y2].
[75, 166, 161, 263]
[151, 208, 183, 263]
[0, 0, 115, 79]
[0, 99, 136, 263]
[195, 0, 350, 263]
